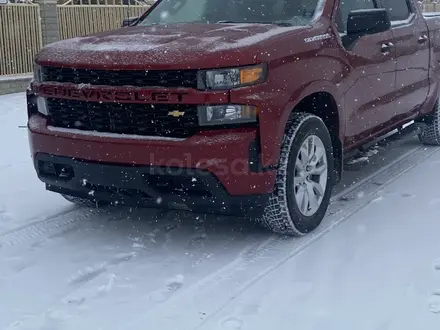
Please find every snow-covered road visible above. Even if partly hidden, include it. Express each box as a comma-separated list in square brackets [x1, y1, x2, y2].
[1, 93, 440, 329]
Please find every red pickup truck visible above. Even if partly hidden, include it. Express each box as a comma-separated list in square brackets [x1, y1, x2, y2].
[27, 0, 440, 236]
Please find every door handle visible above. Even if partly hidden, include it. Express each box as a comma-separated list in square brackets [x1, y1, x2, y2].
[418, 34, 428, 44]
[381, 42, 394, 54]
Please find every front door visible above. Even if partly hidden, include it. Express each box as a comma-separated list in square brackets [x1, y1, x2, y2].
[335, 0, 398, 146]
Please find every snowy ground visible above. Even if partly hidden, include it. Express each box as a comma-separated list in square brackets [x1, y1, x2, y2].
[1, 92, 440, 329]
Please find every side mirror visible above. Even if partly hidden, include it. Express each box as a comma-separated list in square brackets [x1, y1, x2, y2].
[0, 0, 8, 5]
[122, 16, 139, 27]
[347, 8, 391, 36]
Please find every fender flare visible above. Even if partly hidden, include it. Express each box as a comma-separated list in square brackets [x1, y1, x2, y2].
[259, 81, 344, 182]
[279, 80, 345, 141]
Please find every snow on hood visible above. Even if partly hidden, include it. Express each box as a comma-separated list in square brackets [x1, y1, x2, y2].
[36, 23, 305, 70]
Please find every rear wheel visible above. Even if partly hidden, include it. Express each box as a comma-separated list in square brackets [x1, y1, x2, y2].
[62, 194, 108, 208]
[261, 113, 334, 236]
[417, 100, 440, 146]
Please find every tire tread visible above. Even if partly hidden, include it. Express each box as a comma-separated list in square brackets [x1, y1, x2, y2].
[418, 101, 440, 145]
[261, 112, 327, 236]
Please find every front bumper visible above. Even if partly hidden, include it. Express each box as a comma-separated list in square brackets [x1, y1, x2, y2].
[29, 112, 276, 193]
[29, 120, 278, 215]
[34, 153, 270, 215]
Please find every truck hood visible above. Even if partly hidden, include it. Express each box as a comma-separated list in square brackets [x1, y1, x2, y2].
[36, 23, 304, 70]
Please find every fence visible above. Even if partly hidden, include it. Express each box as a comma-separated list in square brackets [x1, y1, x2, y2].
[0, 4, 149, 75]
[0, 4, 42, 76]
[422, 3, 440, 11]
[60, 0, 151, 5]
[57, 5, 147, 40]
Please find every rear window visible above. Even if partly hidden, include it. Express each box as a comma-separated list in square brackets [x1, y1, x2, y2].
[138, 0, 322, 26]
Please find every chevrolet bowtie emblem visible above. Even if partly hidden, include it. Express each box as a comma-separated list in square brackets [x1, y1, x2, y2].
[168, 110, 185, 118]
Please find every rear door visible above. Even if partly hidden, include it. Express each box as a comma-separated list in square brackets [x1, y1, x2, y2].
[336, 0, 398, 144]
[381, 0, 430, 118]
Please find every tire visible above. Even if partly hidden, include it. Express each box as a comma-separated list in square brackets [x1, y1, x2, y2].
[61, 194, 108, 208]
[261, 113, 334, 236]
[417, 100, 440, 146]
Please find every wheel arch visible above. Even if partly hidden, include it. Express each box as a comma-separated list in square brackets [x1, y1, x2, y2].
[282, 84, 344, 183]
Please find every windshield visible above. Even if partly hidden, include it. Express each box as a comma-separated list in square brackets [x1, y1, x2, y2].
[138, 0, 321, 26]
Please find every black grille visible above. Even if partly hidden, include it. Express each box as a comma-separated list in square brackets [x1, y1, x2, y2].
[46, 98, 199, 139]
[42, 67, 199, 89]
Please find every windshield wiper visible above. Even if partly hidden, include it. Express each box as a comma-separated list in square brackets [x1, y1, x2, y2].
[216, 20, 293, 26]
[273, 21, 294, 26]
[216, 20, 241, 23]
[249, 21, 294, 26]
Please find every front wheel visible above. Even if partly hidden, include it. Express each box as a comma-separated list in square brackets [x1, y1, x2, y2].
[261, 113, 334, 236]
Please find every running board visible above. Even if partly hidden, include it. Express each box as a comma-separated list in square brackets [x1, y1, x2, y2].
[344, 121, 416, 162]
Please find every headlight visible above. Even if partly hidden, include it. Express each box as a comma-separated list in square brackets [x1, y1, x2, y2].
[33, 64, 42, 83]
[198, 64, 266, 90]
[197, 105, 258, 126]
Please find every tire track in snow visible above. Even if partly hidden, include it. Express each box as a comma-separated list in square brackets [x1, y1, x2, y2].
[190, 145, 440, 330]
[2, 251, 138, 330]
[428, 260, 440, 314]
[115, 234, 282, 330]
[121, 146, 440, 330]
[0, 207, 103, 249]
[0, 204, 183, 250]
[3, 233, 278, 330]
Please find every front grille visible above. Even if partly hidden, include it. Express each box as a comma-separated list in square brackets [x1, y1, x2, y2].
[41, 67, 199, 89]
[46, 98, 199, 139]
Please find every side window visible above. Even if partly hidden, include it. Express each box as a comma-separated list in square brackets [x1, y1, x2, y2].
[380, 0, 411, 21]
[336, 0, 376, 33]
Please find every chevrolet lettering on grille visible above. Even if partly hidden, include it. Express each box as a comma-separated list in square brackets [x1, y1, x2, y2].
[37, 85, 189, 103]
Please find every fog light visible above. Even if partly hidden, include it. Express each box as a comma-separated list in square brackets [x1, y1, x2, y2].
[37, 97, 49, 116]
